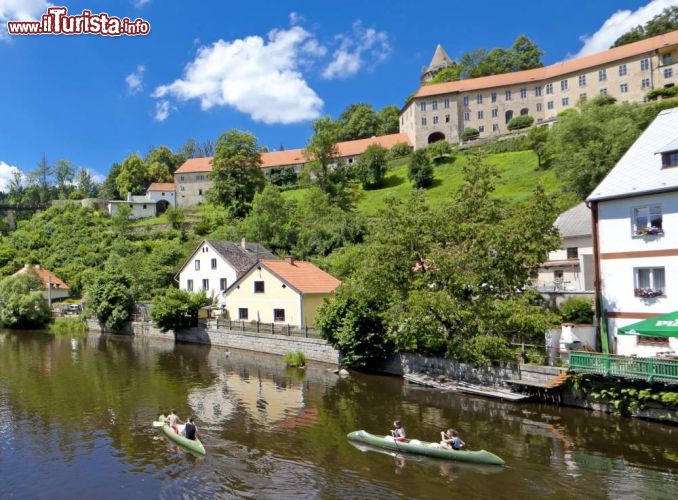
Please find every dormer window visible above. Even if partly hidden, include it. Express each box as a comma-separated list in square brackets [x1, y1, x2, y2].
[662, 151, 678, 168]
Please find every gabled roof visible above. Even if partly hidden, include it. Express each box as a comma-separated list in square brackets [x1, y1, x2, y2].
[175, 157, 212, 174]
[413, 30, 678, 99]
[335, 133, 411, 156]
[148, 182, 175, 191]
[176, 240, 278, 279]
[554, 202, 592, 238]
[588, 107, 678, 202]
[260, 149, 306, 168]
[428, 44, 454, 72]
[13, 264, 69, 290]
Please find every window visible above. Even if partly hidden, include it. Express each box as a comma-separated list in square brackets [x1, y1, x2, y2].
[662, 53, 673, 65]
[545, 83, 553, 94]
[599, 69, 607, 81]
[491, 92, 497, 103]
[421, 117, 427, 126]
[504, 110, 513, 124]
[420, 102, 426, 111]
[180, 175, 185, 181]
[196, 174, 204, 181]
[463, 112, 470, 121]
[492, 123, 499, 132]
[187, 279, 193, 291]
[211, 258, 217, 270]
[520, 107, 528, 116]
[194, 260, 200, 271]
[198, 189, 203, 196]
[634, 267, 665, 297]
[520, 88, 527, 98]
[535, 86, 542, 97]
[619, 64, 628, 76]
[562, 97, 569, 107]
[432, 100, 438, 110]
[142, 204, 147, 209]
[640, 58, 650, 71]
[547, 101, 554, 110]
[536, 103, 543, 112]
[254, 281, 265, 293]
[560, 79, 569, 91]
[220, 278, 227, 291]
[477, 94, 483, 104]
[638, 336, 670, 347]
[238, 308, 248, 320]
[579, 93, 587, 102]
[620, 83, 628, 93]
[433, 116, 439, 124]
[445, 114, 450, 123]
[600, 88, 608, 95]
[444, 98, 450, 108]
[478, 125, 484, 133]
[633, 205, 663, 236]
[641, 78, 651, 89]
[505, 90, 512, 101]
[273, 309, 285, 322]
[463, 96, 469, 106]
[491, 108, 498, 118]
[554, 270, 564, 280]
[578, 75, 586, 87]
[662, 151, 678, 168]
[202, 279, 209, 291]
[566, 247, 578, 259]
[665, 68, 674, 79]
[477, 110, 484, 119]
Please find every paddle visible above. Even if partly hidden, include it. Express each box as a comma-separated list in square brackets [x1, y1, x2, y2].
[152, 421, 165, 427]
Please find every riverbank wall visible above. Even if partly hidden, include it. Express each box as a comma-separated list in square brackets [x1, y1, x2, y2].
[85, 320, 341, 365]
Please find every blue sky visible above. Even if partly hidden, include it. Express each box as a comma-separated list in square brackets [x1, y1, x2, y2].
[0, 0, 676, 186]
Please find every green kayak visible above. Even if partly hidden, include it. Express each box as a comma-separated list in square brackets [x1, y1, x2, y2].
[154, 418, 206, 456]
[347, 430, 505, 466]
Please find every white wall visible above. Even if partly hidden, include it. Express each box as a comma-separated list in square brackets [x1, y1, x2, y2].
[610, 318, 678, 357]
[147, 190, 176, 207]
[108, 202, 156, 219]
[177, 241, 239, 304]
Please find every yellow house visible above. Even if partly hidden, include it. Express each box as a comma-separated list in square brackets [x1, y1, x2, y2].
[222, 257, 341, 327]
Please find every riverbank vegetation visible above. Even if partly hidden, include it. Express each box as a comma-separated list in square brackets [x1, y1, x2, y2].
[0, 272, 51, 329]
[151, 288, 212, 333]
[50, 316, 87, 335]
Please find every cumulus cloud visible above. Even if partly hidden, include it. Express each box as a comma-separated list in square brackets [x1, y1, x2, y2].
[125, 65, 145, 94]
[132, 0, 151, 8]
[0, 160, 23, 192]
[323, 21, 391, 80]
[0, 0, 50, 40]
[154, 100, 172, 122]
[575, 0, 678, 57]
[153, 26, 325, 124]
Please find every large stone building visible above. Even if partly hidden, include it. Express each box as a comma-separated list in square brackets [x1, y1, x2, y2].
[401, 31, 678, 148]
[173, 133, 411, 208]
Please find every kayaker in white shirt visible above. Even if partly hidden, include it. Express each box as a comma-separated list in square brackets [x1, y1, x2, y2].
[167, 409, 183, 434]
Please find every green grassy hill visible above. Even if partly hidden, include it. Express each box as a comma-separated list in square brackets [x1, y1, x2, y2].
[284, 150, 564, 215]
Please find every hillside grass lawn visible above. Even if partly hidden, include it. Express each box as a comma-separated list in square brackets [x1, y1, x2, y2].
[284, 150, 563, 215]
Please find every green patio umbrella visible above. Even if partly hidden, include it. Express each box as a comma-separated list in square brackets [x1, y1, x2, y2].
[618, 311, 678, 338]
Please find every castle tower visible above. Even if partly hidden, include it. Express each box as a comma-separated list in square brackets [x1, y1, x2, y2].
[421, 44, 455, 82]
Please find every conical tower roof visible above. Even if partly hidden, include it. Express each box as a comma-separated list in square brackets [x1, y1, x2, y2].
[428, 44, 454, 71]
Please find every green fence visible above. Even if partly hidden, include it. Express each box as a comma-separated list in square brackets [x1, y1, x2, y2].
[569, 351, 678, 383]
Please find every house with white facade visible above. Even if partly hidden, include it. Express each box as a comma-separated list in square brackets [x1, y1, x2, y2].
[107, 183, 176, 219]
[535, 202, 594, 306]
[588, 107, 678, 357]
[175, 239, 277, 304]
[13, 264, 70, 301]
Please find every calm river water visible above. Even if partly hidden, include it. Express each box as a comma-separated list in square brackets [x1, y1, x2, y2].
[0, 330, 677, 499]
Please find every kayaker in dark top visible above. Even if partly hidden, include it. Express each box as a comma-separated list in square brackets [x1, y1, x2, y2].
[440, 429, 465, 450]
[183, 417, 199, 441]
[391, 420, 406, 442]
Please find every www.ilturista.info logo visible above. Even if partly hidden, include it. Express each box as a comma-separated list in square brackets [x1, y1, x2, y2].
[6, 7, 151, 36]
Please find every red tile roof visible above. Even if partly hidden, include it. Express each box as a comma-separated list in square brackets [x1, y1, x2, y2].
[414, 30, 678, 99]
[13, 265, 70, 290]
[261, 259, 341, 294]
[148, 182, 175, 191]
[173, 133, 412, 174]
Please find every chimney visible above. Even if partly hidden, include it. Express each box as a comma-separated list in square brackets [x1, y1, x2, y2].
[285, 255, 295, 265]
[241, 237, 247, 249]
[127, 191, 133, 202]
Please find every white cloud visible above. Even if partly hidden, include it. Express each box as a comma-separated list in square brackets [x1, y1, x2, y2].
[289, 12, 304, 26]
[323, 21, 391, 80]
[132, 0, 151, 8]
[125, 65, 145, 94]
[575, 0, 678, 57]
[154, 100, 172, 122]
[0, 160, 23, 192]
[153, 25, 325, 124]
[0, 0, 50, 40]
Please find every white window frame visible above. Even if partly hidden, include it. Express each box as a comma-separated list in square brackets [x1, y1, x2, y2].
[476, 94, 483, 104]
[599, 69, 607, 81]
[619, 64, 627, 76]
[545, 83, 553, 95]
[194, 260, 200, 271]
[578, 75, 586, 87]
[505, 90, 512, 101]
[634, 267, 665, 298]
[632, 205, 663, 236]
[620, 83, 628, 94]
[665, 68, 674, 79]
[560, 79, 568, 91]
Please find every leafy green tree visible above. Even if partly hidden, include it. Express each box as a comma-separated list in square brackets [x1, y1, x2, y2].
[507, 115, 534, 130]
[337, 103, 380, 140]
[111, 204, 133, 236]
[267, 167, 298, 186]
[145, 145, 185, 175]
[208, 130, 265, 218]
[86, 265, 135, 331]
[28, 155, 51, 202]
[74, 168, 97, 198]
[511, 35, 544, 70]
[407, 149, 434, 188]
[355, 144, 388, 189]
[53, 160, 75, 198]
[7, 170, 23, 204]
[388, 142, 413, 159]
[99, 163, 122, 200]
[164, 206, 185, 230]
[425, 140, 454, 163]
[115, 154, 147, 198]
[377, 105, 401, 135]
[527, 126, 550, 168]
[613, 6, 678, 47]
[151, 287, 212, 332]
[243, 185, 296, 253]
[461, 128, 480, 141]
[0, 271, 51, 329]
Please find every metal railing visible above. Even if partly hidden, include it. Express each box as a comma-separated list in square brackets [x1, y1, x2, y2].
[207, 319, 322, 339]
[569, 351, 678, 383]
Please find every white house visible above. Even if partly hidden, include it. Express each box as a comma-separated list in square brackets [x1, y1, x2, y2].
[13, 264, 70, 301]
[175, 239, 277, 304]
[535, 202, 594, 306]
[588, 107, 678, 357]
[107, 183, 176, 219]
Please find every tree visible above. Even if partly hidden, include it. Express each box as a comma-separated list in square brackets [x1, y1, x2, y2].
[7, 170, 23, 204]
[75, 168, 97, 197]
[355, 144, 388, 189]
[111, 204, 132, 235]
[53, 159, 75, 198]
[0, 272, 51, 329]
[507, 115, 534, 130]
[407, 149, 434, 188]
[243, 185, 296, 253]
[28, 155, 51, 202]
[337, 103, 380, 141]
[511, 35, 544, 70]
[461, 128, 480, 141]
[145, 145, 184, 175]
[115, 154, 147, 198]
[303, 117, 351, 202]
[613, 7, 678, 47]
[527, 126, 550, 168]
[86, 265, 135, 331]
[208, 130, 265, 218]
[99, 163, 122, 200]
[151, 287, 212, 332]
[164, 207, 185, 230]
[377, 105, 401, 135]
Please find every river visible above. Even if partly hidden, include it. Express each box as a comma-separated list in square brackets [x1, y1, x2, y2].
[0, 330, 676, 499]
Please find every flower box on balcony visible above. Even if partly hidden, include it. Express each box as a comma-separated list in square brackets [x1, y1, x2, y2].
[634, 287, 663, 298]
[634, 226, 664, 237]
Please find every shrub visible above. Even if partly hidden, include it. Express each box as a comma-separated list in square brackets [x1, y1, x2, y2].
[560, 298, 594, 324]
[425, 140, 454, 163]
[284, 351, 306, 368]
[86, 267, 135, 331]
[388, 142, 413, 159]
[507, 115, 534, 130]
[407, 149, 434, 188]
[193, 218, 213, 236]
[151, 287, 213, 332]
[50, 316, 87, 335]
[459, 335, 517, 367]
[0, 272, 51, 329]
[461, 128, 479, 141]
[646, 86, 678, 101]
[355, 144, 388, 189]
[589, 94, 617, 106]
[525, 347, 546, 365]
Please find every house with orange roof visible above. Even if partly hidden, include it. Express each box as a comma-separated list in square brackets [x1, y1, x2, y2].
[13, 264, 70, 301]
[401, 31, 678, 148]
[221, 256, 341, 328]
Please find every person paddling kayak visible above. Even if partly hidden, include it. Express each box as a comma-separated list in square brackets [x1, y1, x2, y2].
[391, 420, 406, 442]
[167, 409, 183, 434]
[182, 416, 200, 441]
[440, 429, 465, 450]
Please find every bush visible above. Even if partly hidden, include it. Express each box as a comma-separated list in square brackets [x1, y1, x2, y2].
[165, 207, 185, 230]
[507, 115, 534, 130]
[425, 140, 454, 163]
[388, 142, 413, 159]
[50, 316, 87, 335]
[459, 335, 517, 367]
[86, 267, 135, 331]
[193, 218, 213, 236]
[589, 94, 617, 106]
[407, 149, 434, 188]
[465, 135, 532, 154]
[560, 298, 594, 324]
[284, 351, 306, 368]
[646, 86, 678, 101]
[0, 272, 51, 329]
[525, 347, 546, 365]
[461, 128, 479, 141]
[355, 144, 388, 189]
[151, 287, 213, 332]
